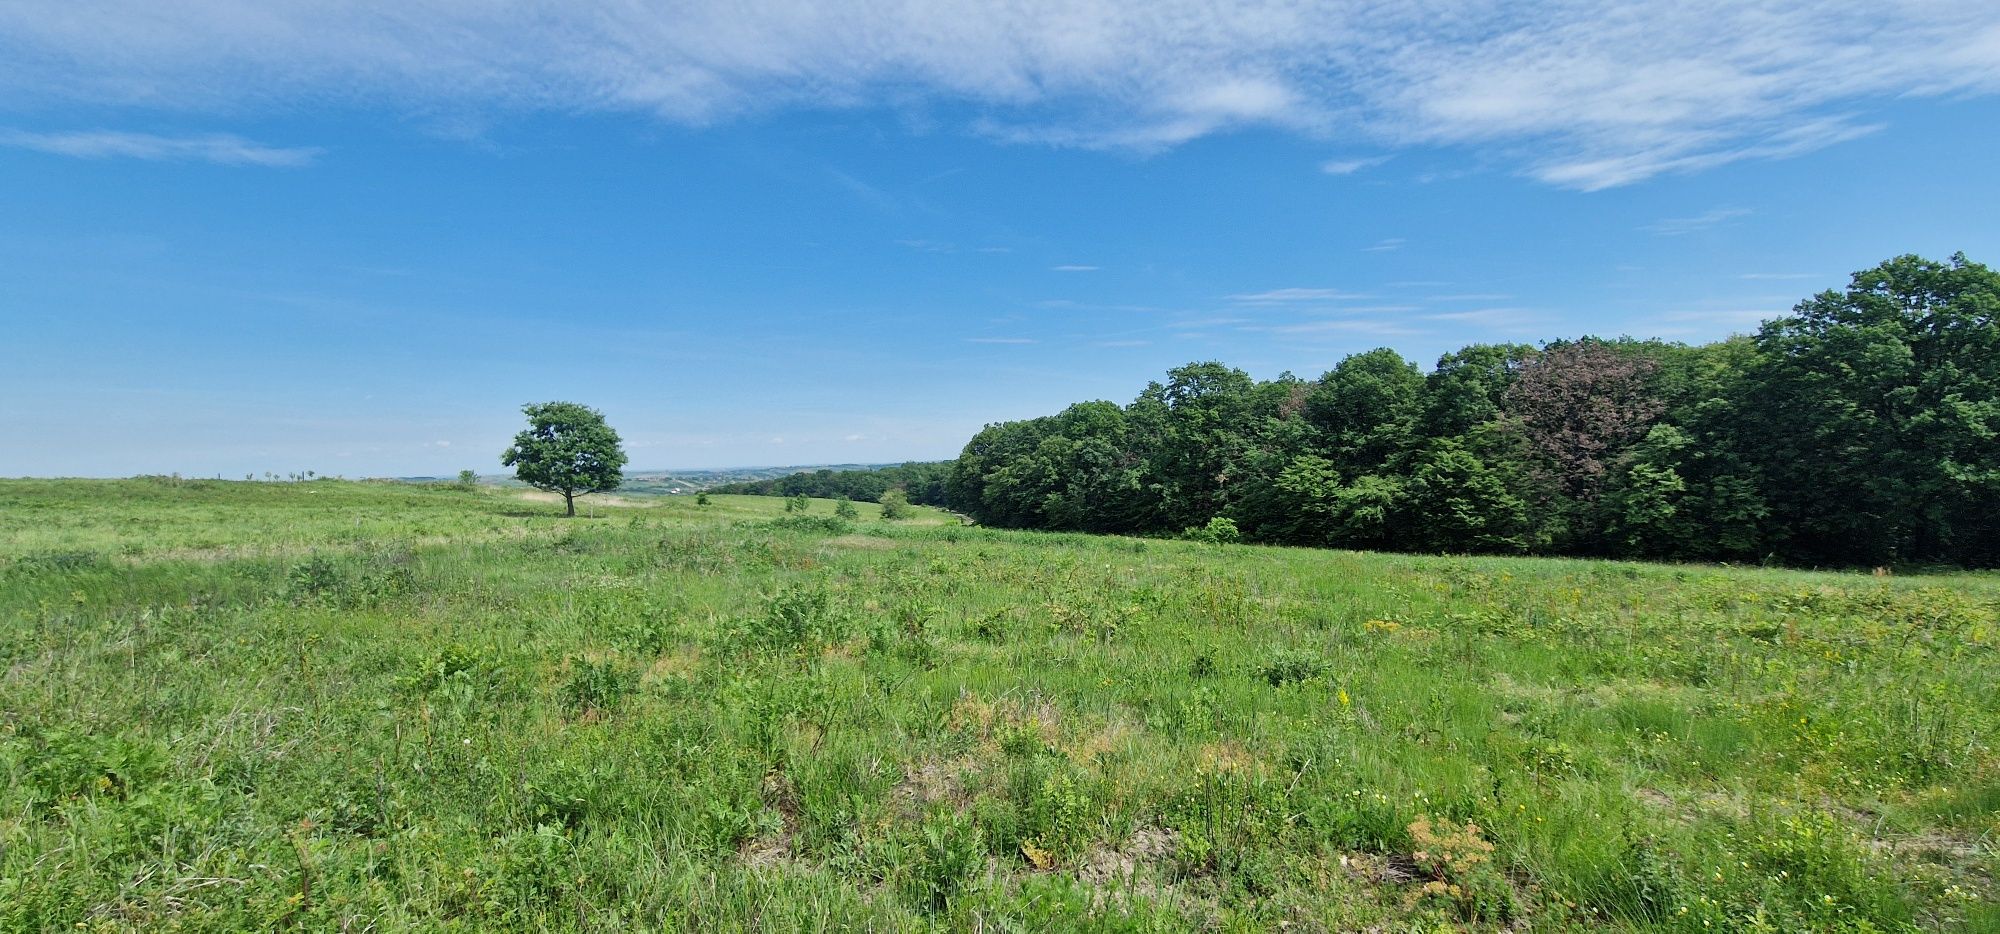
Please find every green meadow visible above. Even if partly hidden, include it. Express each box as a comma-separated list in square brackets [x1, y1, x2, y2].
[1, 478, 1994, 931]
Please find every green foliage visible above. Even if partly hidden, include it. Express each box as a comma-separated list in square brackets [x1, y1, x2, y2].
[558, 657, 637, 715]
[1182, 516, 1241, 545]
[743, 579, 845, 649]
[1744, 252, 2000, 565]
[711, 461, 954, 507]
[500, 401, 628, 517]
[764, 513, 853, 535]
[944, 253, 2000, 568]
[879, 488, 913, 520]
[834, 496, 859, 519]
[1, 477, 1995, 931]
[1254, 648, 1329, 686]
[903, 810, 985, 913]
[695, 491, 711, 506]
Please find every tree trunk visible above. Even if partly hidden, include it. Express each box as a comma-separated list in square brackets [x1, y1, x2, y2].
[564, 491, 576, 517]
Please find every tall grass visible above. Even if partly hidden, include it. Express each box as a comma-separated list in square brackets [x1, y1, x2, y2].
[1, 479, 1994, 931]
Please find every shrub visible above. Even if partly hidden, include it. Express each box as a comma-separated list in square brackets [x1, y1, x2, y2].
[286, 555, 343, 604]
[880, 489, 914, 520]
[905, 810, 985, 913]
[1254, 648, 1329, 686]
[1408, 815, 1516, 921]
[745, 581, 843, 649]
[834, 497, 859, 520]
[1182, 516, 1240, 545]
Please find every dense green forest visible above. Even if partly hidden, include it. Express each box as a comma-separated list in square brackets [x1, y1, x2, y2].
[947, 254, 2000, 567]
[711, 461, 953, 506]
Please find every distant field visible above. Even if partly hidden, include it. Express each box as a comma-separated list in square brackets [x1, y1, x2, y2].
[1, 478, 1994, 931]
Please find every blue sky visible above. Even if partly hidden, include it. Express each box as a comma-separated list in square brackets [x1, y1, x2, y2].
[3, 2, 1999, 477]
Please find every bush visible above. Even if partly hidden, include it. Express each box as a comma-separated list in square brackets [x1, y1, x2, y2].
[880, 489, 913, 520]
[1255, 648, 1329, 686]
[745, 581, 844, 649]
[834, 497, 859, 520]
[1182, 516, 1240, 545]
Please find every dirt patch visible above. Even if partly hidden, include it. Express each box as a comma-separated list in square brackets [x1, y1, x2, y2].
[1078, 827, 1180, 891]
[740, 833, 792, 869]
[742, 769, 801, 870]
[1824, 800, 1986, 866]
[892, 756, 979, 814]
[948, 691, 1064, 750]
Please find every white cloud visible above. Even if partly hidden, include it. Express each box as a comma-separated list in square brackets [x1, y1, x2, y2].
[1051, 264, 1099, 272]
[1641, 207, 1750, 236]
[1228, 287, 1369, 304]
[1321, 155, 1389, 175]
[2, 3, 1995, 187]
[965, 337, 1037, 344]
[1659, 308, 1782, 326]
[1362, 237, 1405, 252]
[843, 434, 866, 442]
[0, 129, 320, 166]
[1258, 319, 1423, 337]
[1425, 307, 1544, 329]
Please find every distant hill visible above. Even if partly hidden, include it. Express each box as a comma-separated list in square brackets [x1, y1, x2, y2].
[467, 464, 912, 496]
[708, 461, 952, 506]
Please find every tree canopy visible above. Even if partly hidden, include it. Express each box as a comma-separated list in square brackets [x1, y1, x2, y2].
[945, 254, 2000, 568]
[500, 401, 627, 517]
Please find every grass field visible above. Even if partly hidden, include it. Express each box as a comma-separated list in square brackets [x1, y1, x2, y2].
[1, 478, 1995, 931]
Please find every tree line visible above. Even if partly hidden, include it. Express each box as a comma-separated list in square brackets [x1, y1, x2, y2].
[946, 254, 2000, 567]
[709, 462, 952, 507]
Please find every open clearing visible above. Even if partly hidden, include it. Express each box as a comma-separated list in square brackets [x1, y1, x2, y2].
[1, 478, 1994, 931]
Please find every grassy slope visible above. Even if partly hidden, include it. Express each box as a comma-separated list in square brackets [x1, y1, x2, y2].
[0, 478, 1994, 931]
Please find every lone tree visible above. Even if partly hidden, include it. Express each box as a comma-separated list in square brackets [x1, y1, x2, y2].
[500, 402, 628, 517]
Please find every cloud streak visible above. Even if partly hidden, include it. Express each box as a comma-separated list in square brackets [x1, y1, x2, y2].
[1641, 207, 1750, 236]
[1229, 287, 1370, 305]
[1320, 155, 1389, 175]
[1, 3, 1995, 187]
[0, 129, 320, 166]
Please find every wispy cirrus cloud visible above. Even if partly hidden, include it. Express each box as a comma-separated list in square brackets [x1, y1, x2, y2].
[1320, 155, 1390, 175]
[0, 129, 320, 166]
[1424, 307, 1546, 330]
[1254, 318, 1423, 337]
[1228, 287, 1370, 305]
[1641, 207, 1750, 235]
[1051, 264, 1099, 272]
[1, 3, 1995, 188]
